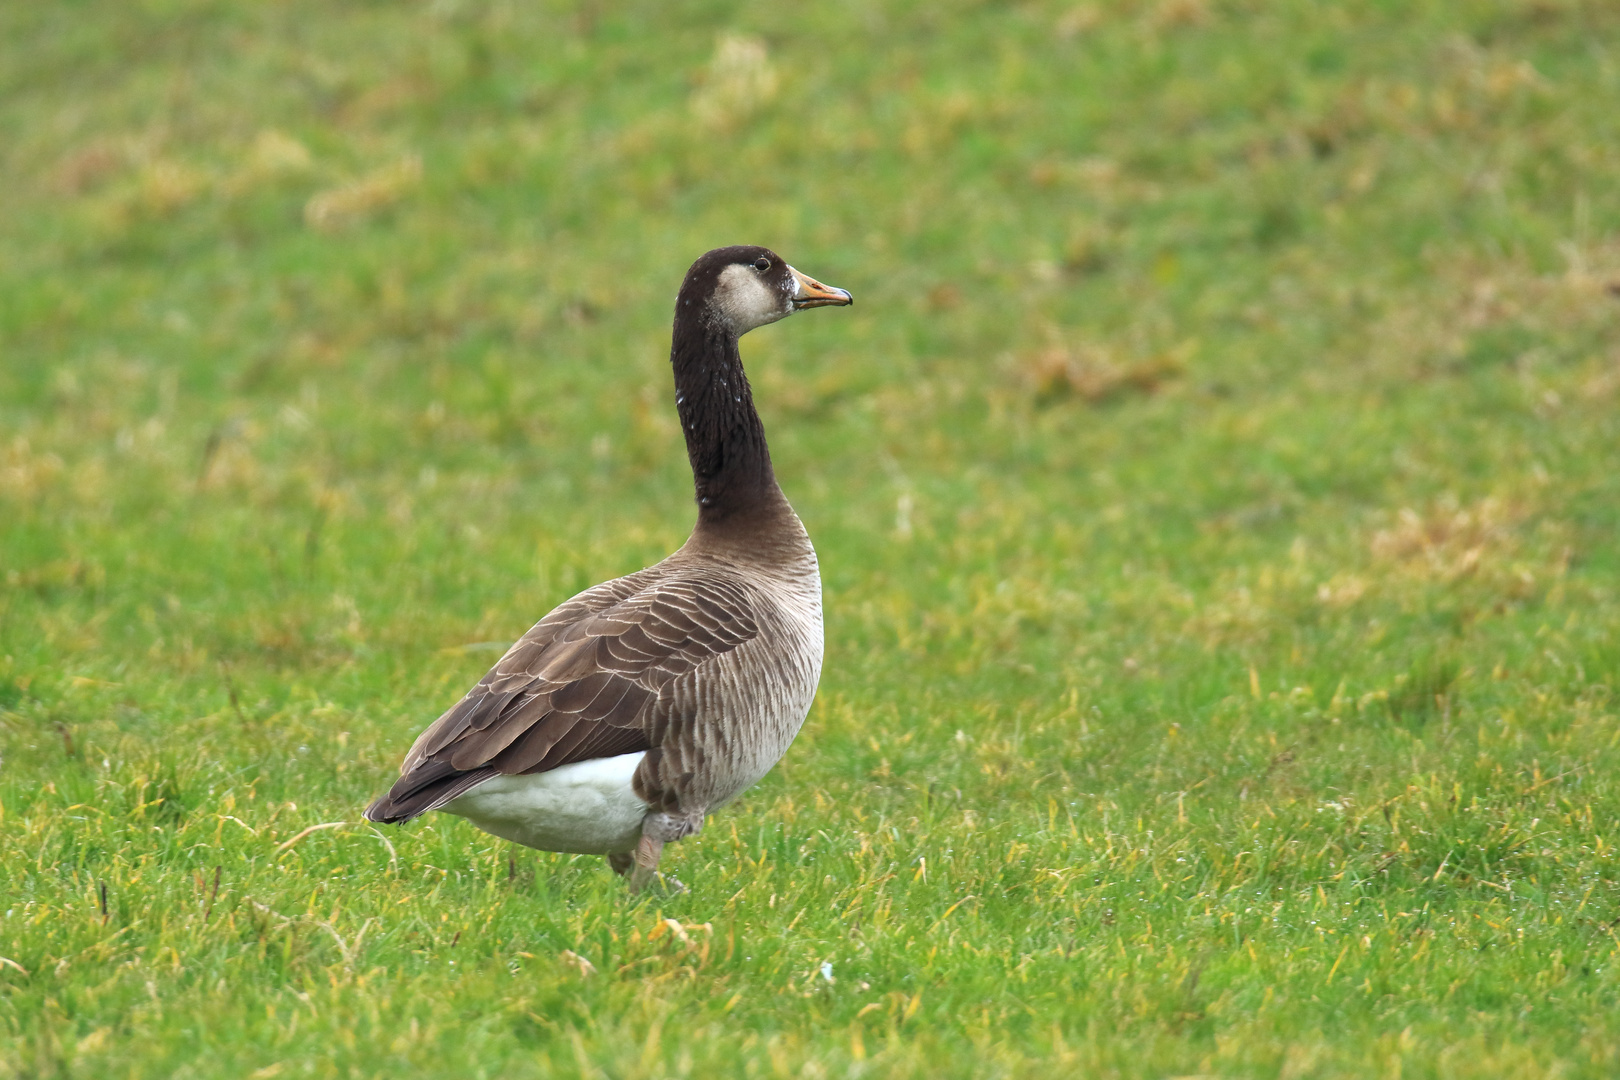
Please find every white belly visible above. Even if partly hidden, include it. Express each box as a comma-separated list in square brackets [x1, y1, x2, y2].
[440, 751, 649, 854]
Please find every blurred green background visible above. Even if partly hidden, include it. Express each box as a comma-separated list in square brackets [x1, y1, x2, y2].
[3, 1, 1620, 1077]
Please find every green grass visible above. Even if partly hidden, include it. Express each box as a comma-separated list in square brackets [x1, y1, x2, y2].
[3, 0, 1620, 1075]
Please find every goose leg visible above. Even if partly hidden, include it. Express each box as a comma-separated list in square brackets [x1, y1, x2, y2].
[607, 852, 634, 877]
[627, 810, 704, 893]
[627, 832, 665, 893]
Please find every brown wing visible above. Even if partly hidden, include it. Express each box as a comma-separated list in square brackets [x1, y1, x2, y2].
[363, 568, 760, 823]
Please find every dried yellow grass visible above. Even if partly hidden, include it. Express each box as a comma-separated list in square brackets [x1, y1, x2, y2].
[303, 154, 422, 231]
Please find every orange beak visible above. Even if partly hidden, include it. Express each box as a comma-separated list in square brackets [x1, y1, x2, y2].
[788, 266, 853, 310]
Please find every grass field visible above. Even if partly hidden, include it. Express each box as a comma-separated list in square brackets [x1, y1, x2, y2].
[3, 0, 1620, 1076]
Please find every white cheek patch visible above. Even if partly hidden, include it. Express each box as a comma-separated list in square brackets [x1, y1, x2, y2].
[714, 263, 791, 334]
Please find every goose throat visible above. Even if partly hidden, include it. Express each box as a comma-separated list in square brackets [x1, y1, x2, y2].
[670, 315, 775, 522]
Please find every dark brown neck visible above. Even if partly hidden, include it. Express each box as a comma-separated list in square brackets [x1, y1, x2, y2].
[670, 310, 779, 527]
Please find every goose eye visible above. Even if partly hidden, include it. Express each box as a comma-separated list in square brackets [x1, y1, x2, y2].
[753, 257, 771, 272]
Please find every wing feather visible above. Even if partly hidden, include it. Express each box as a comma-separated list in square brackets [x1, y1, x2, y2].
[364, 567, 761, 823]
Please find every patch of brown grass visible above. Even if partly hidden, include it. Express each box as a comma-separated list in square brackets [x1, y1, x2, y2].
[690, 34, 778, 129]
[1362, 243, 1620, 382]
[1370, 496, 1525, 584]
[52, 140, 128, 195]
[304, 154, 422, 231]
[1151, 0, 1212, 31]
[0, 437, 66, 501]
[1022, 341, 1191, 405]
[1349, 494, 1569, 611]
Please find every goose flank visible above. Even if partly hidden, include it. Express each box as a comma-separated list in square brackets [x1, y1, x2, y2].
[364, 246, 852, 890]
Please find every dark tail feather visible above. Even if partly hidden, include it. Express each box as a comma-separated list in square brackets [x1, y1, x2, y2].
[364, 761, 498, 824]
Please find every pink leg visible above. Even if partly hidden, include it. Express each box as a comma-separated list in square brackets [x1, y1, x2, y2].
[628, 832, 665, 893]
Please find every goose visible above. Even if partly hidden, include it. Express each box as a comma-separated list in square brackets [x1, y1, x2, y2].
[364, 246, 852, 891]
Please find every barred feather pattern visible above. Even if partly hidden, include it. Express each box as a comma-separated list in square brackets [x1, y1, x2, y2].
[363, 522, 822, 828]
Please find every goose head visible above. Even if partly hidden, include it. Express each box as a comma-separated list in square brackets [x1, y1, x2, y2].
[679, 245, 852, 337]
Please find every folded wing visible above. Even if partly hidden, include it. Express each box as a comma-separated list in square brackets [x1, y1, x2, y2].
[364, 569, 760, 823]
